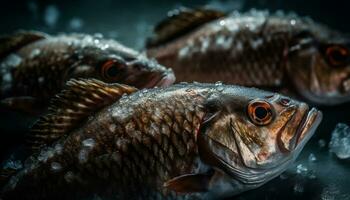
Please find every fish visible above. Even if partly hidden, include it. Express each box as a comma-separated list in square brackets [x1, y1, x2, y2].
[146, 8, 350, 105]
[0, 30, 175, 114]
[0, 78, 322, 199]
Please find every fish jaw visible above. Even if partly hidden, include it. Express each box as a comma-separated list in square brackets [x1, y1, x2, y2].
[143, 71, 176, 88]
[292, 107, 322, 156]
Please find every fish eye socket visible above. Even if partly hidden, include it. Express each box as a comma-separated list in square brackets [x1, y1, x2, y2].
[326, 45, 349, 67]
[248, 100, 274, 126]
[101, 60, 122, 80]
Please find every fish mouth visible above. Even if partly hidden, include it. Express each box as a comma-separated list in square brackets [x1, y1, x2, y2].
[293, 107, 322, 150]
[143, 72, 175, 88]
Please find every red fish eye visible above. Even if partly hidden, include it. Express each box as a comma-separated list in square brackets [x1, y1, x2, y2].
[248, 100, 274, 126]
[101, 60, 121, 80]
[326, 45, 349, 67]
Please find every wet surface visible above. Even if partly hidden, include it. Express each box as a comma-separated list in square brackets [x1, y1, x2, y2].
[1, 0, 350, 199]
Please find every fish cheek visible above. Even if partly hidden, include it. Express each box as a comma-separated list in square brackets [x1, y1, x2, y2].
[286, 50, 317, 96]
[66, 65, 97, 80]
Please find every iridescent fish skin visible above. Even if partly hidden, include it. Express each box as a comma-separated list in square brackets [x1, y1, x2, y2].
[0, 31, 174, 113]
[147, 9, 350, 105]
[1, 80, 322, 199]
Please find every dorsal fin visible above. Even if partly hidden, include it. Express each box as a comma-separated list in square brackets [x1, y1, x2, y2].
[27, 78, 138, 151]
[0, 30, 48, 59]
[146, 7, 226, 47]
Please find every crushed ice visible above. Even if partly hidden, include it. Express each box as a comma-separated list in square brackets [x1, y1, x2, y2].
[329, 123, 350, 159]
[2, 156, 23, 170]
[308, 153, 317, 162]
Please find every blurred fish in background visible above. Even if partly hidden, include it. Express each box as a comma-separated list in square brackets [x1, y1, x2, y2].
[0, 31, 174, 115]
[146, 8, 350, 106]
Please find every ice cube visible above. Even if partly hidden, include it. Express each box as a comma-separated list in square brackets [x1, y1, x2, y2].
[2, 156, 23, 170]
[296, 164, 308, 175]
[308, 153, 317, 162]
[329, 123, 350, 159]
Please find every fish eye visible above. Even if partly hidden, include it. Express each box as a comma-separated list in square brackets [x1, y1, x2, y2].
[325, 45, 349, 67]
[247, 100, 274, 126]
[101, 60, 123, 80]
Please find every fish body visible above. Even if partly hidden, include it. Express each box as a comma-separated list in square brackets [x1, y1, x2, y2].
[0, 31, 174, 114]
[1, 79, 322, 199]
[147, 9, 350, 105]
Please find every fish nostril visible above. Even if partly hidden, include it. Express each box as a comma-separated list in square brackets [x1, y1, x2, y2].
[280, 97, 291, 106]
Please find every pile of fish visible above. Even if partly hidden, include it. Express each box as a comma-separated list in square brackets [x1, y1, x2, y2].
[1, 7, 350, 200]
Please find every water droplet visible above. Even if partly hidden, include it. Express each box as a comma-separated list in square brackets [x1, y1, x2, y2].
[30, 49, 41, 59]
[93, 33, 103, 38]
[294, 182, 304, 194]
[68, 17, 84, 30]
[3, 54, 22, 67]
[215, 81, 223, 86]
[51, 162, 62, 172]
[109, 124, 116, 132]
[54, 143, 63, 155]
[64, 171, 74, 183]
[44, 5, 60, 27]
[78, 149, 89, 163]
[290, 19, 296, 26]
[82, 138, 95, 148]
[38, 76, 45, 83]
[318, 139, 326, 148]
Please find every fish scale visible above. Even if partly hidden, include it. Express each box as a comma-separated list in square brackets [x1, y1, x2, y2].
[1, 85, 209, 199]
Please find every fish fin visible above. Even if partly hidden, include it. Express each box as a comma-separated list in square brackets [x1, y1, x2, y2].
[1, 96, 44, 115]
[146, 7, 226, 47]
[0, 30, 48, 59]
[27, 78, 138, 151]
[164, 173, 213, 193]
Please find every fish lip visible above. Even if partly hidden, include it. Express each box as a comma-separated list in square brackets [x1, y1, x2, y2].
[155, 72, 175, 87]
[294, 107, 322, 149]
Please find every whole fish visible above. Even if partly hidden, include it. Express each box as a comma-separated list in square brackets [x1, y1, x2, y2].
[0, 31, 174, 114]
[146, 8, 350, 105]
[0, 79, 322, 199]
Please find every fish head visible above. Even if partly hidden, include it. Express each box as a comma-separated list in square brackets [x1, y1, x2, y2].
[197, 86, 322, 196]
[286, 31, 350, 105]
[65, 40, 175, 88]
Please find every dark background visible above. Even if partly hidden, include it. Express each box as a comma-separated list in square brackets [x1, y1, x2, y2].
[0, 0, 350, 199]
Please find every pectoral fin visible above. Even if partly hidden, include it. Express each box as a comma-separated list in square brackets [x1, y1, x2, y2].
[1, 96, 44, 115]
[164, 172, 213, 193]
